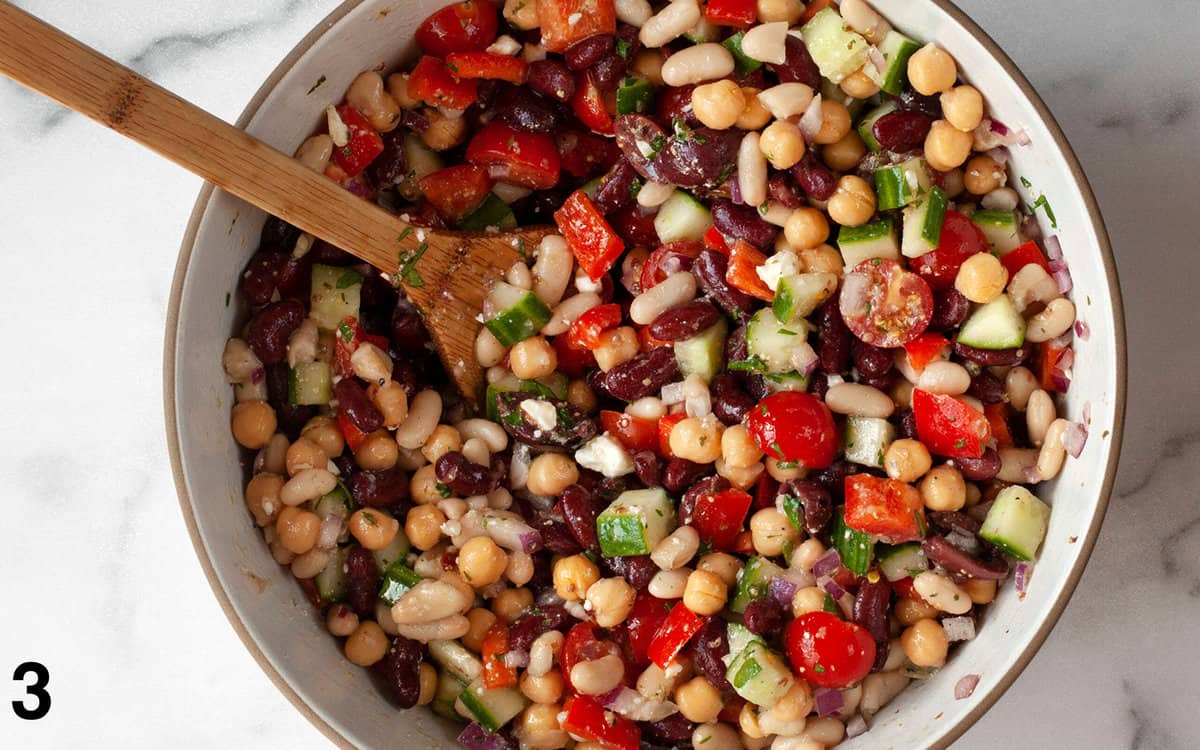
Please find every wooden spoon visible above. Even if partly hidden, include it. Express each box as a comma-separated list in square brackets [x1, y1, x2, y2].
[0, 2, 557, 400]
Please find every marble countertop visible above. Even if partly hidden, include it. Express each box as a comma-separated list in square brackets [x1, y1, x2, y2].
[1, 0, 1195, 747]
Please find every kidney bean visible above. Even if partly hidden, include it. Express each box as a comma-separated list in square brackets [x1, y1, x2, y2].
[745, 374, 769, 401]
[774, 35, 821, 88]
[929, 288, 970, 331]
[259, 215, 301, 253]
[811, 460, 850, 500]
[791, 151, 837, 201]
[711, 373, 756, 426]
[655, 85, 700, 128]
[346, 466, 410, 510]
[240, 251, 286, 306]
[565, 34, 614, 70]
[603, 554, 657, 589]
[633, 451, 663, 488]
[596, 346, 681, 402]
[527, 59, 575, 102]
[690, 618, 732, 692]
[808, 371, 829, 400]
[896, 407, 919, 439]
[853, 341, 894, 379]
[897, 87, 943, 119]
[955, 448, 1002, 481]
[374, 635, 423, 708]
[859, 370, 898, 391]
[496, 393, 598, 449]
[345, 545, 380, 617]
[778, 479, 832, 535]
[643, 713, 695, 744]
[509, 604, 574, 652]
[273, 252, 312, 301]
[609, 202, 662, 248]
[368, 127, 408, 186]
[872, 111, 934, 153]
[711, 198, 779, 249]
[678, 475, 730, 523]
[927, 510, 982, 535]
[390, 302, 429, 355]
[768, 171, 804, 208]
[923, 534, 1009, 579]
[559, 484, 603, 555]
[614, 114, 668, 182]
[435, 451, 495, 496]
[590, 25, 638, 90]
[536, 514, 583, 555]
[656, 127, 742, 189]
[953, 341, 1031, 366]
[246, 300, 306, 365]
[663, 459, 713, 500]
[594, 160, 641, 213]
[360, 273, 397, 317]
[743, 597, 784, 635]
[334, 378, 384, 433]
[648, 301, 721, 342]
[309, 241, 356, 266]
[968, 370, 1006, 404]
[817, 298, 852, 374]
[495, 86, 560, 134]
[693, 250, 754, 317]
[853, 578, 891, 643]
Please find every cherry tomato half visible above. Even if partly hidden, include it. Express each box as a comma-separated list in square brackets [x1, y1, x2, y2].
[910, 210, 988, 290]
[639, 241, 704, 292]
[415, 0, 498, 57]
[785, 611, 876, 689]
[839, 258, 934, 348]
[747, 392, 837, 469]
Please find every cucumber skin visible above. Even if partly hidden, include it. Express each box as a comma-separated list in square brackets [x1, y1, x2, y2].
[957, 296, 1027, 350]
[979, 486, 1050, 561]
[484, 292, 552, 346]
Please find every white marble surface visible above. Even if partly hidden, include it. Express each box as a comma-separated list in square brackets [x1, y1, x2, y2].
[0, 0, 1195, 747]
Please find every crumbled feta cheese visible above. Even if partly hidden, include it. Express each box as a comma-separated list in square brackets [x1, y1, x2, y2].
[568, 12, 582, 25]
[575, 435, 635, 478]
[325, 105, 349, 147]
[756, 249, 801, 292]
[487, 34, 522, 56]
[520, 400, 559, 431]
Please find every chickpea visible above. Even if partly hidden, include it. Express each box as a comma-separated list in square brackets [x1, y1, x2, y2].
[792, 586, 827, 616]
[344, 621, 390, 666]
[717, 458, 764, 490]
[901, 618, 950, 667]
[503, 0, 540, 30]
[231, 400, 277, 449]
[827, 175, 877, 227]
[405, 504, 446, 551]
[420, 108, 469, 151]
[421, 424, 462, 465]
[669, 416, 725, 464]
[840, 67, 880, 98]
[964, 154, 1004, 195]
[521, 669, 565, 704]
[883, 439, 933, 483]
[798, 244, 844, 276]
[553, 554, 600, 601]
[285, 436, 326, 476]
[245, 473, 284, 527]
[691, 80, 745, 130]
[385, 73, 420, 110]
[760, 119, 806, 170]
[962, 578, 998, 604]
[567, 379, 598, 413]
[907, 44, 958, 96]
[813, 100, 852, 145]
[349, 509, 400, 551]
[683, 569, 728, 615]
[409, 464, 444, 505]
[356, 429, 400, 470]
[766, 456, 806, 482]
[492, 586, 534, 622]
[275, 506, 320, 555]
[301, 415, 344, 458]
[749, 508, 798, 557]
[675, 677, 724, 723]
[594, 326, 640, 371]
[784, 206, 830, 250]
[822, 130, 867, 171]
[586, 577, 636, 627]
[463, 608, 498, 652]
[458, 536, 509, 588]
[516, 703, 568, 750]
[920, 465, 967, 511]
[697, 552, 741, 587]
[346, 71, 401, 132]
[417, 662, 438, 706]
[737, 87, 772, 130]
[326, 604, 360, 637]
[941, 85, 984, 132]
[510, 336, 557, 380]
[924, 120, 973, 171]
[955, 252, 1009, 304]
[756, 0, 804, 24]
[721, 424, 763, 468]
[526, 453, 580, 496]
[368, 380, 409, 428]
[895, 596, 940, 625]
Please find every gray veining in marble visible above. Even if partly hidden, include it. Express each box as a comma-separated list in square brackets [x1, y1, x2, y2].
[1, 0, 1197, 747]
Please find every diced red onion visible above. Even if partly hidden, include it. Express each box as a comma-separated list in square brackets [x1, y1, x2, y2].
[1048, 330, 1073, 349]
[1023, 465, 1041, 483]
[1052, 370, 1072, 393]
[730, 170, 744, 205]
[799, 93, 824, 141]
[984, 146, 1010, 165]
[503, 649, 530, 670]
[481, 510, 543, 553]
[510, 444, 532, 490]
[769, 576, 800, 608]
[955, 674, 981, 700]
[1056, 347, 1075, 372]
[812, 549, 842, 578]
[942, 616, 977, 642]
[1014, 562, 1032, 593]
[1020, 212, 1043, 240]
[1014, 129, 1032, 146]
[251, 367, 266, 385]
[821, 577, 846, 600]
[791, 341, 820, 376]
[458, 722, 511, 750]
[1043, 234, 1063, 262]
[1052, 267, 1073, 294]
[1063, 421, 1088, 458]
[1074, 320, 1091, 341]
[342, 174, 373, 198]
[846, 715, 869, 738]
[990, 119, 1010, 136]
[814, 688, 845, 717]
[867, 46, 887, 73]
[661, 381, 686, 405]
[318, 514, 345, 549]
[604, 686, 679, 721]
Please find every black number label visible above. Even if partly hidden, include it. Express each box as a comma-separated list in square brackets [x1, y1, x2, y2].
[12, 662, 50, 720]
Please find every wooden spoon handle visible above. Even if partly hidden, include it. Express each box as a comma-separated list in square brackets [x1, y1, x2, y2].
[0, 1, 407, 262]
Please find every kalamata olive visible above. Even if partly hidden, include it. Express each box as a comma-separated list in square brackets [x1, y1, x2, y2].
[633, 451, 663, 487]
[711, 373, 756, 426]
[791, 151, 837, 200]
[590, 25, 639, 90]
[565, 34, 614, 70]
[369, 127, 409, 186]
[594, 160, 641, 213]
[694, 250, 754, 316]
[853, 579, 891, 643]
[811, 460, 850, 500]
[559, 484, 603, 555]
[774, 35, 821, 88]
[853, 340, 894, 379]
[346, 466, 410, 510]
[778, 479, 832, 535]
[743, 598, 784, 635]
[655, 85, 700, 128]
[246, 299, 306, 365]
[603, 554, 657, 589]
[690, 617, 732, 692]
[436, 451, 496, 496]
[724, 322, 749, 363]
[678, 475, 730, 523]
[495, 86, 560, 133]
[345, 546, 381, 617]
[953, 341, 1031, 366]
[398, 108, 430, 134]
[643, 713, 695, 744]
[648, 301, 721, 341]
[896, 407, 919, 439]
[955, 447, 1002, 480]
[334, 380, 383, 434]
[872, 111, 934, 152]
[259, 215, 301, 253]
[930, 288, 971, 331]
[595, 346, 681, 402]
[859, 369, 898, 391]
[615, 114, 668, 182]
[923, 534, 1009, 579]
[897, 87, 943, 118]
[768, 171, 804, 208]
[373, 636, 423, 708]
[240, 251, 286, 306]
[495, 392, 598, 450]
[926, 510, 982, 535]
[655, 126, 741, 188]
[968, 370, 1007, 404]
[817, 297, 852, 374]
[527, 59, 575, 102]
[711, 198, 780, 249]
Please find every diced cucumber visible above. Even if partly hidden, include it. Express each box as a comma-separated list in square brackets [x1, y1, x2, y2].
[654, 190, 713, 243]
[398, 133, 444, 200]
[371, 527, 411, 573]
[314, 484, 352, 519]
[310, 264, 363, 330]
[856, 101, 898, 152]
[972, 209, 1023, 254]
[874, 157, 932, 211]
[432, 669, 469, 720]
[762, 371, 810, 393]
[725, 623, 765, 665]
[616, 75, 656, 115]
[524, 372, 569, 400]
[596, 489, 676, 557]
[459, 679, 528, 732]
[876, 542, 930, 582]
[837, 217, 900, 268]
[831, 508, 874, 576]
[731, 555, 783, 613]
[726, 641, 795, 707]
[429, 639, 484, 684]
[485, 373, 522, 421]
[314, 546, 348, 602]
[747, 309, 810, 374]
[979, 485, 1050, 561]
[773, 272, 839, 325]
[378, 562, 423, 605]
[957, 296, 1026, 350]
[800, 8, 870, 84]
[901, 186, 949, 258]
[865, 30, 921, 95]
[459, 194, 517, 231]
[843, 415, 895, 469]
[674, 319, 728, 382]
[288, 361, 333, 406]
[819, 78, 867, 119]
[685, 16, 722, 43]
[722, 32, 763, 75]
[484, 281, 553, 346]
[580, 176, 603, 200]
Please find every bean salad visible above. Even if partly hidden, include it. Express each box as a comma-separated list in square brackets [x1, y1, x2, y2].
[223, 0, 1089, 748]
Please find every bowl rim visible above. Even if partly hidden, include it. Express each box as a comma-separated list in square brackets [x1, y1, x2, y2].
[163, 1, 1127, 747]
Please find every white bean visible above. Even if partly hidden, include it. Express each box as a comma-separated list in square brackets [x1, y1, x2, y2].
[391, 579, 473, 624]
[375, 600, 401, 636]
[222, 337, 262, 382]
[770, 737, 822, 750]
[997, 447, 1039, 483]
[661, 43, 734, 86]
[474, 326, 508, 368]
[912, 571, 972, 614]
[506, 261, 533, 290]
[648, 569, 691, 599]
[532, 235, 573, 307]
[1026, 389, 1056, 446]
[280, 468, 337, 506]
[1005, 366, 1038, 411]
[637, 180, 675, 207]
[639, 0, 701, 48]
[290, 548, 330, 580]
[1036, 418, 1069, 480]
[738, 132, 768, 206]
[982, 186, 1020, 211]
[1025, 297, 1076, 343]
[461, 437, 491, 467]
[860, 672, 909, 717]
[651, 525, 701, 570]
[637, 662, 685, 701]
[615, 0, 653, 26]
[542, 292, 602, 336]
[458, 418, 508, 453]
[294, 134, 333, 172]
[527, 630, 564, 677]
[350, 341, 393, 384]
[839, 0, 891, 43]
[394, 390, 443, 449]
[630, 271, 697, 324]
[761, 202, 793, 227]
[739, 21, 789, 64]
[1008, 264, 1060, 313]
[757, 83, 815, 120]
[571, 654, 625, 695]
[800, 716, 845, 745]
[395, 614, 470, 643]
[506, 550, 534, 586]
[628, 396, 667, 421]
[917, 360, 971, 395]
[235, 380, 268, 403]
[286, 319, 319, 368]
[692, 723, 741, 750]
[824, 382, 895, 418]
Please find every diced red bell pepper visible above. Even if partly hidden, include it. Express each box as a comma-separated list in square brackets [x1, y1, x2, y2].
[445, 51, 528, 83]
[658, 413, 686, 457]
[466, 120, 561, 190]
[625, 592, 673, 665]
[480, 622, 518, 688]
[912, 387, 991, 458]
[337, 411, 369, 453]
[638, 325, 671, 351]
[562, 696, 641, 750]
[555, 190, 626, 281]
[692, 489, 753, 552]
[640, 241, 705, 292]
[1036, 340, 1072, 393]
[557, 128, 621, 179]
[985, 402, 1014, 448]
[417, 164, 493, 222]
[333, 317, 390, 379]
[647, 602, 706, 668]
[703, 225, 731, 255]
[601, 411, 660, 452]
[571, 71, 615, 135]
[407, 56, 479, 110]
[843, 474, 927, 544]
[415, 0, 498, 57]
[705, 0, 756, 27]
[891, 575, 931, 606]
[539, 0, 617, 53]
[567, 303, 623, 350]
[726, 241, 775, 301]
[1000, 240, 1052, 277]
[903, 332, 950, 373]
[328, 105, 383, 178]
[733, 530, 755, 555]
[552, 332, 597, 377]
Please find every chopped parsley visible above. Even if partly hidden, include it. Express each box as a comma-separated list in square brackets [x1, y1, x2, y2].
[398, 241, 429, 287]
[224, 291, 231, 307]
[814, 664, 826, 673]
[770, 442, 784, 456]
[1030, 194, 1058, 229]
[727, 355, 768, 372]
[1020, 175, 1033, 188]
[338, 320, 355, 343]
[336, 269, 360, 289]
[648, 133, 667, 159]
[629, 177, 644, 200]
[435, 482, 452, 499]
[778, 328, 798, 336]
[615, 39, 631, 58]
[776, 460, 799, 469]
[757, 203, 769, 216]
[397, 227, 414, 242]
[306, 75, 326, 95]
